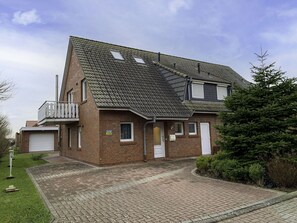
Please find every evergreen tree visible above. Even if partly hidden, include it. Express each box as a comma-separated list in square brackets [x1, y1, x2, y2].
[217, 51, 297, 162]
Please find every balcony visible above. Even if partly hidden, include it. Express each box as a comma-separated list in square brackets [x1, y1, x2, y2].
[38, 101, 79, 125]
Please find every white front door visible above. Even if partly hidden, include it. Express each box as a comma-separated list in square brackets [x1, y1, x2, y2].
[200, 123, 211, 155]
[153, 122, 165, 158]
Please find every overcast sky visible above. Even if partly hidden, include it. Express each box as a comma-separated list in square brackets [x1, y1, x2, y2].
[1, 0, 297, 136]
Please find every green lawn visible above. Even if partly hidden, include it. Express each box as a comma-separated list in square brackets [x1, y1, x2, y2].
[0, 153, 51, 223]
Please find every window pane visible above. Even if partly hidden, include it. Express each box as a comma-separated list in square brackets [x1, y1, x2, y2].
[217, 86, 227, 100]
[121, 124, 131, 139]
[189, 123, 197, 134]
[192, 83, 204, 99]
[153, 127, 161, 145]
[189, 123, 195, 133]
[175, 122, 183, 135]
[111, 50, 124, 60]
[134, 56, 145, 64]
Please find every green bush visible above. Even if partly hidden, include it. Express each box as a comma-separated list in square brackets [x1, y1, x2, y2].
[31, 153, 46, 161]
[267, 157, 297, 188]
[213, 150, 230, 160]
[196, 156, 213, 174]
[210, 158, 248, 181]
[249, 163, 265, 186]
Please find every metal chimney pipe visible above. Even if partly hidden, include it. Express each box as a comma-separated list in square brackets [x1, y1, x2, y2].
[55, 75, 59, 103]
[158, 52, 161, 62]
[197, 63, 201, 73]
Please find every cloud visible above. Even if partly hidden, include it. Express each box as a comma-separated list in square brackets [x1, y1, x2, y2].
[168, 0, 191, 14]
[12, 9, 41, 25]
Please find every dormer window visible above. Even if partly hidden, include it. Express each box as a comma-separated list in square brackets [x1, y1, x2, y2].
[110, 50, 124, 60]
[133, 56, 145, 64]
[217, 85, 228, 100]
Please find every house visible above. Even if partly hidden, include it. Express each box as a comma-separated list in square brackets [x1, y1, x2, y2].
[19, 120, 58, 153]
[38, 36, 248, 165]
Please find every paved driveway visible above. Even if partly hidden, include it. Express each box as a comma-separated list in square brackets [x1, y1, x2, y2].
[28, 157, 286, 223]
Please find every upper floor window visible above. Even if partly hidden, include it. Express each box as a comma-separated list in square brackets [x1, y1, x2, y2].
[217, 85, 228, 100]
[111, 50, 124, 60]
[133, 56, 145, 64]
[67, 90, 74, 103]
[175, 122, 184, 135]
[81, 79, 87, 101]
[120, 122, 134, 142]
[192, 83, 204, 99]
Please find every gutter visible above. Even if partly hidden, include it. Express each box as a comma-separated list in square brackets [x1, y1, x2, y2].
[143, 116, 156, 162]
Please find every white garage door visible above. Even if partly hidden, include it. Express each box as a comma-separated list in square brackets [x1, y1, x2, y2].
[29, 133, 55, 152]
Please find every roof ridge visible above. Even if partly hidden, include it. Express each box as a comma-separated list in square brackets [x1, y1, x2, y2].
[69, 36, 232, 68]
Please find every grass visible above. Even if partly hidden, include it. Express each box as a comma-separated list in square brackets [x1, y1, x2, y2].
[0, 153, 51, 223]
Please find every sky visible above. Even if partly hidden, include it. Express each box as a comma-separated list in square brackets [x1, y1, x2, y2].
[1, 0, 297, 136]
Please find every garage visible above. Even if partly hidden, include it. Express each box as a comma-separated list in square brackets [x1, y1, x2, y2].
[29, 133, 55, 152]
[19, 126, 58, 153]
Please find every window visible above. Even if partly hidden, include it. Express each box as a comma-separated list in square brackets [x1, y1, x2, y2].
[81, 79, 87, 101]
[189, 122, 197, 135]
[110, 50, 124, 60]
[68, 128, 72, 148]
[133, 56, 145, 64]
[192, 83, 204, 99]
[217, 85, 228, 100]
[67, 90, 74, 103]
[175, 122, 184, 135]
[120, 122, 134, 142]
[78, 127, 81, 148]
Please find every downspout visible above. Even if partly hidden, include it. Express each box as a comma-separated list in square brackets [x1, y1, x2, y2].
[143, 116, 156, 162]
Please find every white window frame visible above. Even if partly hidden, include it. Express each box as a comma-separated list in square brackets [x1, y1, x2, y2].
[67, 90, 74, 103]
[78, 127, 82, 148]
[175, 122, 184, 135]
[68, 128, 72, 148]
[188, 122, 197, 135]
[192, 83, 204, 99]
[217, 85, 228, 100]
[82, 79, 87, 101]
[111, 50, 124, 60]
[133, 56, 145, 64]
[120, 122, 134, 142]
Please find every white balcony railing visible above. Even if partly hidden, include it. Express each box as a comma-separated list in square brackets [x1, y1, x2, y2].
[38, 101, 79, 124]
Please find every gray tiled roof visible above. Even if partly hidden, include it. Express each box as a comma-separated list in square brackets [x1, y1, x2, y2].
[184, 101, 228, 113]
[70, 36, 246, 118]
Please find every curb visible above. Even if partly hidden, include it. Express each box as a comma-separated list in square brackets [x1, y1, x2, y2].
[190, 168, 297, 223]
[26, 168, 56, 223]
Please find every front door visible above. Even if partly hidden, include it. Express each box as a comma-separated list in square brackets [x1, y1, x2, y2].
[200, 122, 211, 155]
[153, 122, 165, 158]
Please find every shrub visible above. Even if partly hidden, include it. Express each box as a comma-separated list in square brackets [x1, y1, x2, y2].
[249, 163, 265, 186]
[213, 150, 230, 160]
[210, 158, 248, 181]
[196, 156, 213, 174]
[267, 157, 297, 188]
[31, 153, 46, 161]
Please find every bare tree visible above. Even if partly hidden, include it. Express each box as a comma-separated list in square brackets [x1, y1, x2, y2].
[0, 78, 13, 101]
[0, 115, 11, 158]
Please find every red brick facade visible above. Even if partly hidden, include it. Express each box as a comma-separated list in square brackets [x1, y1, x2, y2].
[60, 49, 221, 165]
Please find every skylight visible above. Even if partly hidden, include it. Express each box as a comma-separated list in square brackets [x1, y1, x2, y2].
[110, 50, 124, 60]
[133, 56, 145, 64]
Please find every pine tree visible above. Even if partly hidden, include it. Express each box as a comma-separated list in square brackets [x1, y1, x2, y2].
[217, 51, 297, 162]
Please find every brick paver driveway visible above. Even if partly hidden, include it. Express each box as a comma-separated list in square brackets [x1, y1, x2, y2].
[28, 158, 285, 223]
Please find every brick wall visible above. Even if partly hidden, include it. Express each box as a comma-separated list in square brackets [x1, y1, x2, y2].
[61, 49, 100, 165]
[99, 110, 154, 165]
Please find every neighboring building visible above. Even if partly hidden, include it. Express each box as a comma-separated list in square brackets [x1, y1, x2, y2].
[19, 120, 58, 153]
[38, 36, 248, 165]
